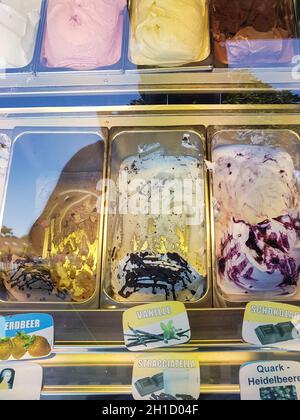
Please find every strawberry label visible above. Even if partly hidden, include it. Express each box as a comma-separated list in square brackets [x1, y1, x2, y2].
[0, 313, 53, 361]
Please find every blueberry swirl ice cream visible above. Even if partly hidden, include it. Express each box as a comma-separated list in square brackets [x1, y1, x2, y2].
[213, 145, 299, 226]
[212, 143, 300, 299]
[218, 215, 300, 296]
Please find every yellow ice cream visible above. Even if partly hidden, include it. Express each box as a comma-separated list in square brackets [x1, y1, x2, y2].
[129, 0, 210, 66]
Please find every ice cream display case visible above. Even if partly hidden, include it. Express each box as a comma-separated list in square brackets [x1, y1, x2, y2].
[0, 105, 299, 400]
[1, 0, 300, 95]
[2, 0, 300, 404]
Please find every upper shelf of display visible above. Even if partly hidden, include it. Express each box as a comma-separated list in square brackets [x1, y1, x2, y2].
[1, 0, 300, 95]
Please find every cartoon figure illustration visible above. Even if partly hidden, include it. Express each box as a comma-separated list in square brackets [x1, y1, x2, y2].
[0, 369, 15, 390]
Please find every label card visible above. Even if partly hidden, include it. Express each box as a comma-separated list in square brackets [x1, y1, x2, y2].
[123, 302, 191, 351]
[133, 354, 200, 401]
[0, 362, 43, 400]
[240, 361, 300, 401]
[242, 301, 300, 351]
[0, 313, 54, 361]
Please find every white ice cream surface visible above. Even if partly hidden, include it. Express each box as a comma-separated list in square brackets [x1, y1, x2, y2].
[110, 147, 206, 302]
[0, 0, 41, 68]
[213, 144, 299, 225]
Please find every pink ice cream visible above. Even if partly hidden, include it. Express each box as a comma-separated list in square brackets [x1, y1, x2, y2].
[42, 0, 126, 70]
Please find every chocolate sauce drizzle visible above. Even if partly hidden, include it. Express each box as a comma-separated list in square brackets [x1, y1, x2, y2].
[7, 261, 68, 301]
[118, 252, 197, 300]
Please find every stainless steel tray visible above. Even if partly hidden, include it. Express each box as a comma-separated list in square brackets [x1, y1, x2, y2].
[126, 0, 212, 73]
[101, 127, 212, 308]
[212, 0, 299, 69]
[208, 126, 300, 308]
[0, 125, 108, 310]
[35, 1, 127, 77]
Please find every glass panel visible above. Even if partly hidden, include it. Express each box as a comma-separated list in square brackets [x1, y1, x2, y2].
[0, 110, 299, 400]
[0, 128, 105, 305]
[0, 0, 298, 94]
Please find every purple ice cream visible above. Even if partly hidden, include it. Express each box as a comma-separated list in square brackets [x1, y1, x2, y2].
[218, 215, 300, 297]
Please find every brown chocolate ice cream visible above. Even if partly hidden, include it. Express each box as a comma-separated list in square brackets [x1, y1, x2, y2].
[212, 0, 295, 66]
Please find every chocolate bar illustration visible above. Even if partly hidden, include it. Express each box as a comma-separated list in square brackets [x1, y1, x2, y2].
[134, 373, 164, 397]
[255, 322, 299, 346]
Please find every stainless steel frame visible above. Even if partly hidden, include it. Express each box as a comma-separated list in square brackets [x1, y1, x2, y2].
[38, 343, 300, 398]
[2, 69, 300, 95]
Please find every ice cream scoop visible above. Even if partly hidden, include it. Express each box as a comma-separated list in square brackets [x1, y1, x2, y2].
[0, 0, 42, 68]
[129, 0, 210, 66]
[212, 145, 299, 225]
[42, 0, 126, 70]
[217, 215, 300, 296]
